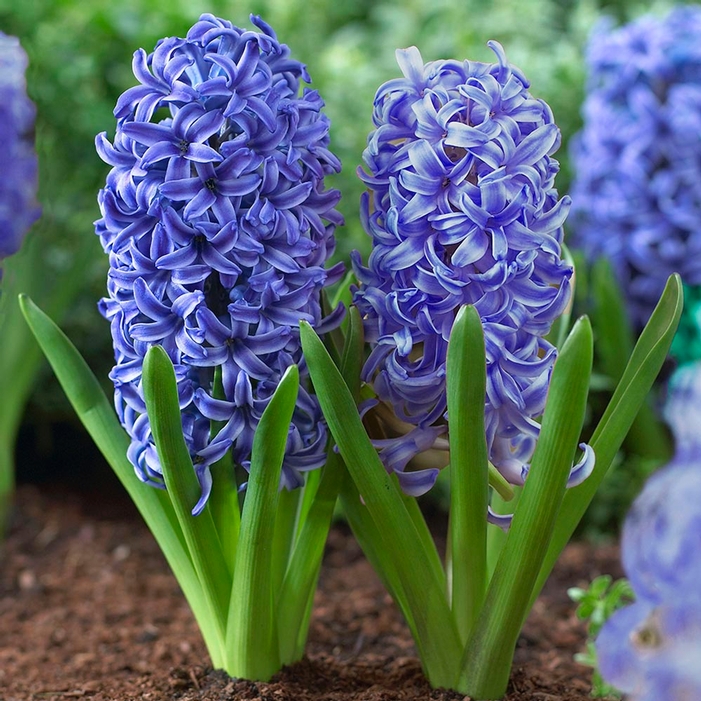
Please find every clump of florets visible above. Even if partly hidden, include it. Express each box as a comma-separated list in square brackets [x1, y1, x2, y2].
[352, 43, 574, 497]
[0, 33, 40, 262]
[570, 7, 701, 329]
[96, 14, 344, 512]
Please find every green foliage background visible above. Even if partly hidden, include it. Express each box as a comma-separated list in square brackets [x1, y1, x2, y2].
[0, 0, 690, 528]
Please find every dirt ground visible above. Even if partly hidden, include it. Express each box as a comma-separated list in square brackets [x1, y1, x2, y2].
[0, 482, 623, 700]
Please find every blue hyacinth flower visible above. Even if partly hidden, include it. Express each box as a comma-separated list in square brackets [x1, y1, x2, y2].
[0, 33, 40, 264]
[352, 42, 582, 502]
[96, 14, 344, 513]
[570, 7, 701, 329]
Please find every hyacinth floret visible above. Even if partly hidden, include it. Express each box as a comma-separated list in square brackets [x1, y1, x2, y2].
[570, 7, 701, 329]
[0, 33, 40, 262]
[96, 14, 344, 512]
[596, 364, 701, 699]
[353, 43, 584, 502]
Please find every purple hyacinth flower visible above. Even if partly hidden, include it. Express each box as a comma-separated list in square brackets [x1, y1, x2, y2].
[570, 7, 701, 329]
[0, 33, 40, 263]
[353, 43, 581, 501]
[596, 361, 701, 699]
[96, 14, 344, 513]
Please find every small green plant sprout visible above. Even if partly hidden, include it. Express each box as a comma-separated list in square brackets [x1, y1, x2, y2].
[569, 575, 634, 698]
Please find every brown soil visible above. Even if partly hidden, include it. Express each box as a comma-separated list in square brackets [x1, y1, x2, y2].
[0, 484, 623, 701]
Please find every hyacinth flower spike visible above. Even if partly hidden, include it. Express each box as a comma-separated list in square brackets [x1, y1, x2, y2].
[21, 14, 346, 682]
[568, 8, 701, 464]
[571, 7, 701, 332]
[0, 32, 41, 536]
[301, 43, 682, 699]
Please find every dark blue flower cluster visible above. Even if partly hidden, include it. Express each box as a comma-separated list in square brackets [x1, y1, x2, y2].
[96, 14, 344, 512]
[596, 363, 701, 699]
[570, 7, 701, 329]
[352, 43, 574, 496]
[0, 33, 40, 262]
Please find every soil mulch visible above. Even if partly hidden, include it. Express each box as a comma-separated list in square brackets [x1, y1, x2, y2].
[0, 484, 623, 700]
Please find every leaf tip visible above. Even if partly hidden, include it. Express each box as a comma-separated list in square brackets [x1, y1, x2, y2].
[281, 362, 300, 385]
[17, 292, 32, 316]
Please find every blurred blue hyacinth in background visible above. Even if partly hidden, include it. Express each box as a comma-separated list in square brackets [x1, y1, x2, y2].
[352, 42, 578, 498]
[570, 6, 701, 329]
[0, 32, 40, 264]
[596, 360, 701, 700]
[96, 14, 344, 513]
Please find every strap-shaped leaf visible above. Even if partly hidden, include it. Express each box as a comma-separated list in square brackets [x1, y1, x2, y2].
[208, 366, 240, 576]
[459, 316, 593, 699]
[19, 296, 225, 667]
[142, 346, 231, 662]
[226, 364, 299, 681]
[277, 450, 343, 664]
[446, 305, 489, 643]
[532, 273, 683, 603]
[301, 320, 462, 689]
[592, 258, 671, 460]
[277, 306, 364, 664]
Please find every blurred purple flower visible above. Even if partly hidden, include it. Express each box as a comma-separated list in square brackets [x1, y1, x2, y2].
[596, 362, 701, 699]
[0, 33, 40, 262]
[352, 43, 577, 499]
[96, 14, 344, 513]
[570, 7, 701, 329]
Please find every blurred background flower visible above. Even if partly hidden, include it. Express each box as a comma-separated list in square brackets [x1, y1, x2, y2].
[570, 5, 701, 330]
[0, 29, 39, 534]
[595, 361, 701, 699]
[0, 32, 39, 264]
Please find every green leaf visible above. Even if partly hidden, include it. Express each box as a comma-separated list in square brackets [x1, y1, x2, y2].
[226, 364, 300, 681]
[301, 321, 462, 689]
[19, 296, 225, 667]
[339, 306, 365, 403]
[277, 306, 363, 664]
[446, 306, 489, 643]
[532, 274, 683, 604]
[459, 316, 593, 700]
[277, 450, 343, 664]
[592, 257, 634, 382]
[208, 366, 240, 575]
[337, 467, 418, 638]
[592, 258, 671, 460]
[142, 346, 231, 662]
[271, 487, 301, 598]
